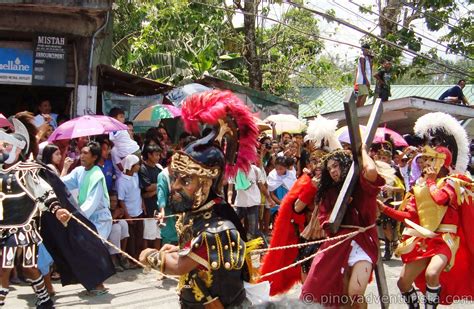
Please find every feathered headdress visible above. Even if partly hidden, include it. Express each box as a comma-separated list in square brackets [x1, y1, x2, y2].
[173, 90, 258, 200]
[414, 112, 469, 172]
[304, 115, 342, 152]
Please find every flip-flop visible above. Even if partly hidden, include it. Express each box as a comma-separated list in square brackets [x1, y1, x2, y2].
[86, 289, 109, 296]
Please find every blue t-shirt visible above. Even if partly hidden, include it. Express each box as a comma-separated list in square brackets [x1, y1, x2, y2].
[100, 159, 115, 192]
[439, 85, 463, 100]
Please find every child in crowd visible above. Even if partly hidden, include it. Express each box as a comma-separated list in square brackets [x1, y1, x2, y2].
[267, 156, 297, 206]
[116, 154, 143, 261]
[107, 191, 130, 272]
[99, 139, 115, 192]
[139, 144, 164, 250]
[108, 108, 140, 176]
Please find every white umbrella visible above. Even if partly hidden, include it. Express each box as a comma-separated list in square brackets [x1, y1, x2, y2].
[264, 114, 306, 134]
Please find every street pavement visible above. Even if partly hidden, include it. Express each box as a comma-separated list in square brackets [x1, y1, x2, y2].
[4, 256, 473, 308]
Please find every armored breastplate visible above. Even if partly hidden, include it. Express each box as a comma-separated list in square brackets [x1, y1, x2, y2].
[177, 209, 246, 308]
[0, 171, 37, 228]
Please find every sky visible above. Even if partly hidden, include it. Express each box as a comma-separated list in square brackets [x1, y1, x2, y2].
[228, 0, 471, 64]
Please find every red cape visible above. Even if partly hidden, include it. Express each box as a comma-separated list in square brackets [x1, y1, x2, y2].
[259, 174, 317, 296]
[414, 174, 474, 304]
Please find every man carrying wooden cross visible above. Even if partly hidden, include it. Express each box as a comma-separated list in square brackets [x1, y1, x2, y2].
[301, 94, 385, 308]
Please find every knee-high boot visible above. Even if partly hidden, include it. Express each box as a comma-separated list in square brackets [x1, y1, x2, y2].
[0, 288, 9, 306]
[402, 286, 420, 309]
[27, 275, 53, 309]
[425, 285, 441, 309]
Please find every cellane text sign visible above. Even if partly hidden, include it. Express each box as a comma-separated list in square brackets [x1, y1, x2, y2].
[0, 48, 33, 85]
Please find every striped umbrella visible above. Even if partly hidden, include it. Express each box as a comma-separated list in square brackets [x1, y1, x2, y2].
[133, 104, 181, 123]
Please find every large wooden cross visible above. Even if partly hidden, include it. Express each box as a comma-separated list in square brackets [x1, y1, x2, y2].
[327, 92, 389, 308]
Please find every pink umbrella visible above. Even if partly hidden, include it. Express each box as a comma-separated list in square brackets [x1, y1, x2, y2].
[337, 125, 408, 147]
[0, 114, 12, 129]
[48, 115, 128, 141]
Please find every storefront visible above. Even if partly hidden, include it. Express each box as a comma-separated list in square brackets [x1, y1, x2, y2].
[0, 1, 112, 118]
[0, 36, 74, 117]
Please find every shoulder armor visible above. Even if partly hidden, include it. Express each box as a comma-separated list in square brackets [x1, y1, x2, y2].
[191, 219, 246, 271]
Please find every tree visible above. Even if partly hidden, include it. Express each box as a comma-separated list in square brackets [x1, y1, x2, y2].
[357, 0, 473, 80]
[230, 2, 325, 98]
[112, 0, 242, 85]
[112, 1, 333, 101]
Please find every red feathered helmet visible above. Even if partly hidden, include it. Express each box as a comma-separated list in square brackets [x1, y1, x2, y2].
[169, 90, 259, 212]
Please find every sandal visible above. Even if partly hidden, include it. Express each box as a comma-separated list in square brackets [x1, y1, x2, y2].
[51, 272, 61, 281]
[86, 289, 109, 296]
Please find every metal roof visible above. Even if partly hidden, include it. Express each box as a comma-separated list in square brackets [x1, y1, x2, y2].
[321, 96, 474, 136]
[299, 84, 474, 118]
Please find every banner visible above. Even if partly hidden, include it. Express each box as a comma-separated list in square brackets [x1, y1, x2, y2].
[102, 91, 164, 132]
[0, 48, 33, 85]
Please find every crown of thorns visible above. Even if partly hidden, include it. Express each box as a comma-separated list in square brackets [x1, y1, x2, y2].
[321, 149, 353, 167]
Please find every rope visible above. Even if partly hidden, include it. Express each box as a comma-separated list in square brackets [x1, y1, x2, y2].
[68, 213, 374, 284]
[251, 224, 375, 255]
[67, 214, 179, 282]
[256, 224, 376, 280]
[113, 214, 178, 222]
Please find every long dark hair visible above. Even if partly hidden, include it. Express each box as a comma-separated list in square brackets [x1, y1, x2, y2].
[316, 150, 353, 204]
[42, 144, 60, 167]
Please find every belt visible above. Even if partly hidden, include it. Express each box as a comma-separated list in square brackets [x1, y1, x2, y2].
[435, 224, 457, 233]
[403, 225, 457, 238]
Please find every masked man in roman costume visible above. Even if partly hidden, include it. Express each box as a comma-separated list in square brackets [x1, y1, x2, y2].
[139, 90, 260, 308]
[378, 112, 474, 308]
[0, 117, 70, 308]
[259, 115, 342, 296]
[300, 143, 385, 307]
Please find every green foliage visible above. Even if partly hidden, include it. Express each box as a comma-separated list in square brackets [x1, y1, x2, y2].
[112, 0, 242, 84]
[397, 58, 474, 85]
[112, 1, 353, 102]
[260, 7, 325, 99]
[359, 0, 473, 80]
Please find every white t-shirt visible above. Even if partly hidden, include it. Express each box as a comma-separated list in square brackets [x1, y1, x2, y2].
[116, 173, 143, 217]
[109, 130, 139, 158]
[110, 130, 139, 177]
[356, 54, 372, 85]
[229, 165, 265, 207]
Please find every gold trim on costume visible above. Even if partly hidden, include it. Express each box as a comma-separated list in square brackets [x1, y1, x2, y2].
[170, 153, 220, 179]
[187, 252, 211, 270]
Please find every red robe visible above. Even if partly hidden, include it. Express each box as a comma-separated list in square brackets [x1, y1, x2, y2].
[301, 174, 384, 305]
[382, 174, 474, 304]
[259, 174, 317, 295]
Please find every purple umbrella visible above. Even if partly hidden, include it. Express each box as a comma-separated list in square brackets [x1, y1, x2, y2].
[338, 125, 408, 147]
[48, 115, 128, 141]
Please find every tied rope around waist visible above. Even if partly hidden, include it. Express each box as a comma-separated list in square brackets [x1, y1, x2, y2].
[254, 224, 376, 280]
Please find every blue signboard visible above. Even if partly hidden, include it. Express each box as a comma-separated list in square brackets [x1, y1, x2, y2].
[0, 48, 33, 84]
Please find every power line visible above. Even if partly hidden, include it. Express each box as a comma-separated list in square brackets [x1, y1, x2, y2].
[190, 0, 471, 79]
[401, 0, 470, 35]
[345, 0, 474, 61]
[330, 0, 451, 57]
[286, 1, 473, 78]
[191, 0, 361, 49]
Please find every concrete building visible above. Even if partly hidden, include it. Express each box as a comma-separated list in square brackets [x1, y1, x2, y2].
[0, 0, 113, 118]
